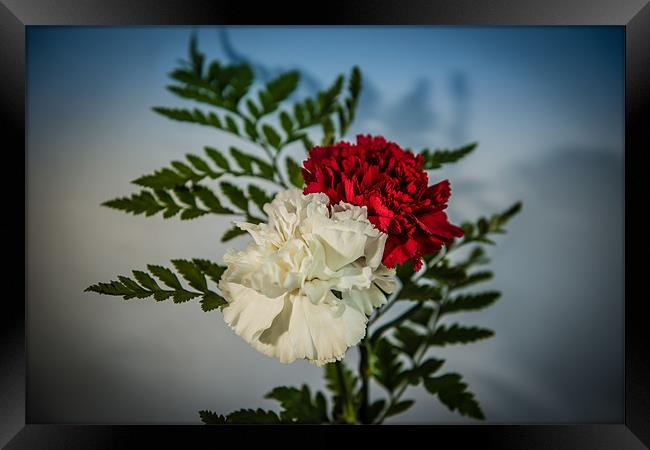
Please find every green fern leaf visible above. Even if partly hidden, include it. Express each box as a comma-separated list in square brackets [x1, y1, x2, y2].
[285, 158, 304, 188]
[429, 324, 494, 346]
[420, 142, 477, 170]
[424, 373, 485, 419]
[220, 182, 248, 211]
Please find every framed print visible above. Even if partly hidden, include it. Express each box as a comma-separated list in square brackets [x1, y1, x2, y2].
[3, 0, 648, 448]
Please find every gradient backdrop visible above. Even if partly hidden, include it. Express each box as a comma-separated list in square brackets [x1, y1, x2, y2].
[26, 26, 624, 424]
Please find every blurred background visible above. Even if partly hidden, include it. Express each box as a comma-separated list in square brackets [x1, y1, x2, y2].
[26, 26, 623, 424]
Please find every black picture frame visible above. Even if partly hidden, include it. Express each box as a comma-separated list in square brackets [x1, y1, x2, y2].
[4, 0, 648, 448]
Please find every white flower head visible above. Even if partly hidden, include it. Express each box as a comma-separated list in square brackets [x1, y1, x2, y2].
[219, 188, 396, 366]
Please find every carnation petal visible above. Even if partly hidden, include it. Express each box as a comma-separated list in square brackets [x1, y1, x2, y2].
[373, 265, 398, 293]
[221, 282, 286, 344]
[287, 293, 367, 366]
[309, 219, 373, 271]
[423, 179, 452, 207]
[219, 188, 394, 365]
[343, 283, 388, 316]
[301, 135, 463, 269]
[382, 235, 420, 269]
[255, 296, 297, 364]
[417, 210, 465, 240]
[363, 231, 387, 269]
[302, 265, 373, 304]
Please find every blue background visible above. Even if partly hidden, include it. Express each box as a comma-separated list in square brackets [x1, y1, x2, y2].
[27, 26, 623, 423]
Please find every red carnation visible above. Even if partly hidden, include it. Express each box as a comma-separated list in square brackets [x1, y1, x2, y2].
[302, 135, 464, 271]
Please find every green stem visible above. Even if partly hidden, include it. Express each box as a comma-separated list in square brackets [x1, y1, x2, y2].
[368, 247, 446, 329]
[334, 360, 355, 424]
[364, 238, 465, 422]
[358, 342, 370, 424]
[369, 303, 422, 345]
[375, 289, 449, 424]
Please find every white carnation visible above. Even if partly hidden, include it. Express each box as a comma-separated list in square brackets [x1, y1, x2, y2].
[219, 188, 396, 366]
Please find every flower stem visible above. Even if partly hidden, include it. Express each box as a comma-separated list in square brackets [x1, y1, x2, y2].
[375, 288, 449, 424]
[335, 360, 356, 424]
[358, 342, 370, 424]
[369, 303, 422, 345]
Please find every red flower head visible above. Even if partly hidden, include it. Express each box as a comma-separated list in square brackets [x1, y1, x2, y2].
[302, 135, 464, 271]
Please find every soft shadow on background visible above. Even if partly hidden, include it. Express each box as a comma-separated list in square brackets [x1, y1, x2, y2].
[26, 26, 623, 423]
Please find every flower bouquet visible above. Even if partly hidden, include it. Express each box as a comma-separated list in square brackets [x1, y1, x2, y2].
[86, 35, 521, 424]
